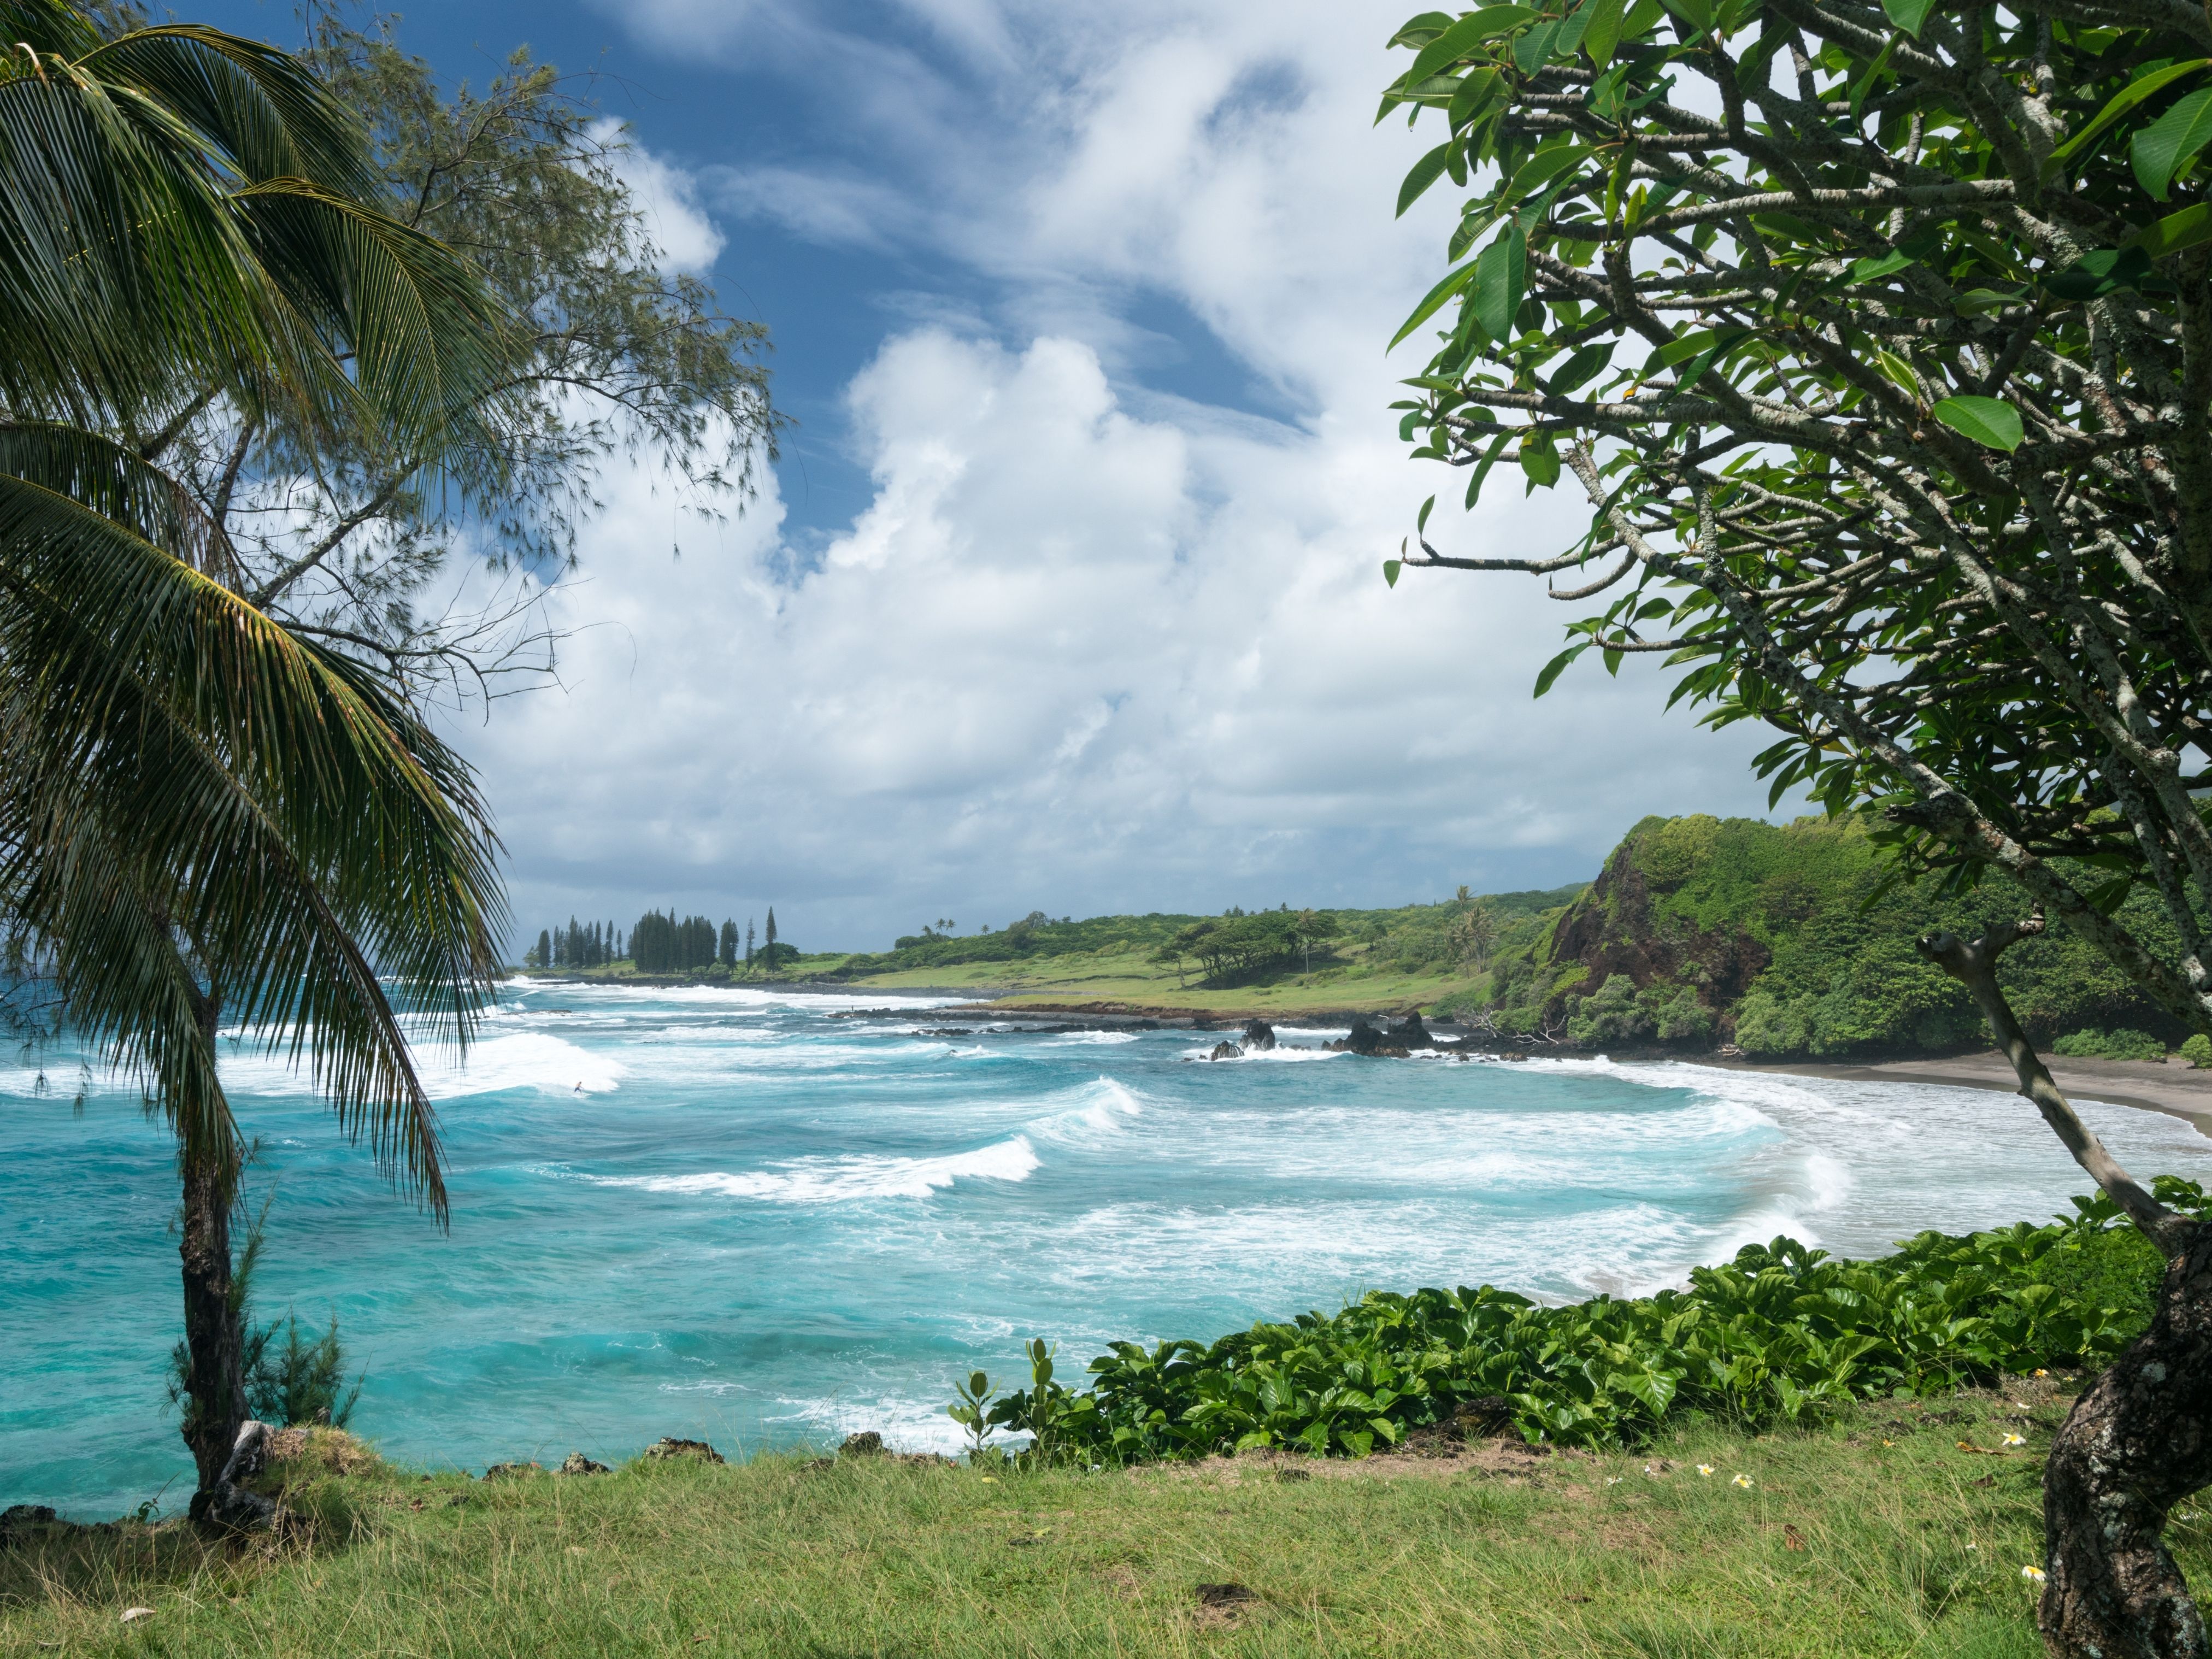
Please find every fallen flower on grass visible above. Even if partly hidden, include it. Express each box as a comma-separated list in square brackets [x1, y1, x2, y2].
[1732, 1474, 1754, 1489]
[1966, 1543, 1979, 1551]
[121, 1609, 154, 1624]
[2033, 1369, 2048, 1378]
[2023, 1566, 2048, 1584]
[1606, 1476, 1622, 1486]
[2002, 1433, 2026, 1447]
[1697, 1464, 1715, 1477]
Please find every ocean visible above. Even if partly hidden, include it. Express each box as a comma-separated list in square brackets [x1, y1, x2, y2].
[6, 980, 2208, 1518]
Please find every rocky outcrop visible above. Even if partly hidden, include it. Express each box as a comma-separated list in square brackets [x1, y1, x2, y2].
[1332, 1013, 1434, 1057]
[1208, 1040, 1240, 1061]
[1242, 1019, 1276, 1051]
[1542, 826, 1770, 1013]
[839, 1432, 884, 1458]
[483, 1461, 543, 1480]
[643, 1437, 723, 1465]
[558, 1453, 610, 1476]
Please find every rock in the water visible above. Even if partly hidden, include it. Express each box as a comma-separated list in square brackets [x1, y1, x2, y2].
[1340, 1016, 1385, 1055]
[1386, 1011, 1432, 1049]
[1208, 1040, 1241, 1061]
[1241, 1019, 1276, 1051]
[643, 1437, 725, 1465]
[482, 1462, 543, 1480]
[839, 1432, 885, 1458]
[557, 1454, 610, 1476]
[1499, 1050, 1528, 1063]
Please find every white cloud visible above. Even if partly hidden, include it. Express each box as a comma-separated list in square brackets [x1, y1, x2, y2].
[473, 1, 1797, 948]
[592, 119, 725, 275]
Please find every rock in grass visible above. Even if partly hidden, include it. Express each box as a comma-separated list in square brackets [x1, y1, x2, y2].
[0, 1504, 57, 1545]
[483, 1462, 544, 1480]
[643, 1437, 724, 1465]
[558, 1454, 610, 1476]
[839, 1432, 885, 1458]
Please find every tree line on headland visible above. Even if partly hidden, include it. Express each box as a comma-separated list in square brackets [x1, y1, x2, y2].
[523, 907, 798, 973]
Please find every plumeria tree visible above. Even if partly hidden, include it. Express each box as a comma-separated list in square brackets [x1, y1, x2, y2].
[1381, 1, 2212, 1651]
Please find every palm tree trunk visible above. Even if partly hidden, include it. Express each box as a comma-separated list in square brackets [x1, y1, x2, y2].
[178, 986, 244, 1509]
[2040, 1227, 2212, 1658]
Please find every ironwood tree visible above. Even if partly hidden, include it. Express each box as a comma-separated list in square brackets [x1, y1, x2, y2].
[1381, 1, 2212, 1651]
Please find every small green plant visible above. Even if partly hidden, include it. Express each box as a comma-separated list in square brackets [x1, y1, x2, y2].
[2182, 1034, 2212, 1069]
[946, 1369, 1000, 1457]
[167, 1190, 363, 1431]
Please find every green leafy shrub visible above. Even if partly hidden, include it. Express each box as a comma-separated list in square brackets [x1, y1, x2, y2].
[2184, 1034, 2212, 1070]
[2052, 1028, 2168, 1062]
[968, 1184, 2202, 1464]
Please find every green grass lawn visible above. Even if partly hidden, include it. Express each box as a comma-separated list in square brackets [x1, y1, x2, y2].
[520, 946, 1489, 1019]
[6, 1382, 2182, 1657]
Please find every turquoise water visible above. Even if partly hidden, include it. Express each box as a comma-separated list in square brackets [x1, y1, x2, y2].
[7, 981, 2209, 1518]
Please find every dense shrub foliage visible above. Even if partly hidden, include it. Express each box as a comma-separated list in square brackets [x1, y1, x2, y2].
[961, 1187, 2195, 1463]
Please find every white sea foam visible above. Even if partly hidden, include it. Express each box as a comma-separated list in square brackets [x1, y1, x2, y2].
[218, 1031, 626, 1098]
[1037, 1030, 1141, 1046]
[586, 1134, 1040, 1204]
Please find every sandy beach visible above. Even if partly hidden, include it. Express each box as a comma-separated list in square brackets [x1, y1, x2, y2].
[1722, 1050, 2212, 1136]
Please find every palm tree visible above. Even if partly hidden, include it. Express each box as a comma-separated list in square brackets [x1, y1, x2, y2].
[2, 1, 516, 1518]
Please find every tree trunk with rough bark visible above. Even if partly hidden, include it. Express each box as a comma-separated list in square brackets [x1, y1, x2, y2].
[1916, 917, 2210, 1657]
[2041, 1228, 2212, 1659]
[177, 1144, 244, 1507]
[176, 983, 246, 1519]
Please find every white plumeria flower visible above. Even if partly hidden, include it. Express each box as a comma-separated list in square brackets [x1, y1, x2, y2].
[1697, 1464, 1715, 1476]
[1606, 1476, 1622, 1486]
[2002, 1433, 2026, 1447]
[1731, 1473, 1754, 1489]
[1966, 1543, 1979, 1551]
[2023, 1566, 2048, 1584]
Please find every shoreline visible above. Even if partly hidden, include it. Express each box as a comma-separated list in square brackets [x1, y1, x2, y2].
[1705, 1049, 2212, 1137]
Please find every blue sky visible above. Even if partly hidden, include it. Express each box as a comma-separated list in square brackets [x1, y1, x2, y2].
[199, 0, 1790, 954]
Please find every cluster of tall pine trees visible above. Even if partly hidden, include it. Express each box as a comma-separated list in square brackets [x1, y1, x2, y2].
[528, 917, 621, 969]
[526, 907, 784, 973]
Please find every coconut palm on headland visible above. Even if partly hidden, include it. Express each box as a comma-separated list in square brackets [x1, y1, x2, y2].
[0, 0, 514, 1525]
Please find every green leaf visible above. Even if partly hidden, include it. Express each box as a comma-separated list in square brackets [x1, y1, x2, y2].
[1417, 493, 1437, 534]
[1384, 560, 1403, 588]
[1504, 139, 1588, 202]
[1473, 225, 1528, 343]
[1448, 68, 1503, 130]
[1929, 396, 2024, 452]
[1513, 17, 1561, 74]
[1533, 643, 1589, 696]
[2131, 201, 2212, 259]
[1880, 0, 1936, 37]
[1389, 258, 1479, 351]
[2043, 246, 2155, 299]
[1407, 7, 1538, 85]
[1849, 249, 1915, 284]
[2132, 87, 2212, 199]
[1553, 1, 1597, 62]
[1581, 0, 1629, 66]
[1397, 141, 1456, 217]
[1548, 340, 1615, 394]
[1658, 0, 1714, 39]
[1520, 431, 1560, 487]
[2053, 59, 2212, 163]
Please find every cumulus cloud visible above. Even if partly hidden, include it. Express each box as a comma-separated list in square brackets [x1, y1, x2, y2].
[592, 119, 725, 275]
[473, 0, 1795, 949]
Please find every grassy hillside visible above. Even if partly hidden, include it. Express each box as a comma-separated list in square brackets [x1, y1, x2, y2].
[1451, 814, 2182, 1060]
[519, 887, 1591, 1017]
[0, 1395, 2119, 1658]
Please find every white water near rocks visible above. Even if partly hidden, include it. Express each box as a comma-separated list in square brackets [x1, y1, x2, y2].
[5, 981, 2208, 1516]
